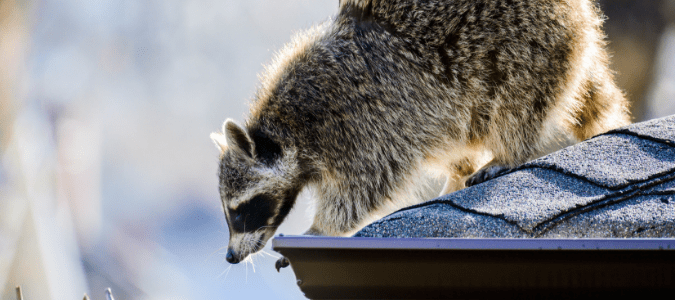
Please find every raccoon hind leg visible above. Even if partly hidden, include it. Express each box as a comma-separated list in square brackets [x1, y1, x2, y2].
[572, 69, 631, 141]
[440, 157, 477, 195]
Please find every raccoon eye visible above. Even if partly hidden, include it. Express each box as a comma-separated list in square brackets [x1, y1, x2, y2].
[228, 194, 274, 233]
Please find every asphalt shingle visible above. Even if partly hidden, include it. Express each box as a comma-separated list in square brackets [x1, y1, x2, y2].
[523, 134, 675, 189]
[611, 115, 675, 145]
[355, 115, 675, 239]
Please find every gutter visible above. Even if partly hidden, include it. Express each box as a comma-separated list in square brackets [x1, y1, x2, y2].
[273, 236, 675, 299]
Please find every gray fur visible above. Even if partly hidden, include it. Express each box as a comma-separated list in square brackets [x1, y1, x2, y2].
[213, 0, 630, 263]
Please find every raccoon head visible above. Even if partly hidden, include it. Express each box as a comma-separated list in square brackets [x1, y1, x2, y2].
[211, 119, 302, 264]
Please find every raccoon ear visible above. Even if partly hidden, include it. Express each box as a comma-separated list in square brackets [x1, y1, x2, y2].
[210, 132, 228, 154]
[224, 119, 254, 159]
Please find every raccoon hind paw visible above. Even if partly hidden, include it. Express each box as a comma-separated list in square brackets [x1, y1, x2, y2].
[465, 164, 511, 187]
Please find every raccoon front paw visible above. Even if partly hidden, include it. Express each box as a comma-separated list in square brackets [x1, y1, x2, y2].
[466, 165, 511, 187]
[275, 256, 290, 272]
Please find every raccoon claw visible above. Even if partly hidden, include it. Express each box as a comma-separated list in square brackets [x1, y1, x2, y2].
[275, 256, 290, 272]
[466, 165, 510, 187]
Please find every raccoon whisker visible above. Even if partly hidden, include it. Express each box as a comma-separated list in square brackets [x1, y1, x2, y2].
[244, 257, 250, 283]
[251, 249, 273, 265]
[259, 249, 280, 259]
[249, 255, 257, 273]
[217, 264, 233, 282]
[206, 245, 229, 263]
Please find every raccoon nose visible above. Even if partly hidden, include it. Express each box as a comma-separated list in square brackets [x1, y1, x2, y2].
[226, 248, 240, 264]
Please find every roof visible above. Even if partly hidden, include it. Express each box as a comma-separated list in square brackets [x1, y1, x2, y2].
[355, 115, 675, 238]
[273, 115, 675, 299]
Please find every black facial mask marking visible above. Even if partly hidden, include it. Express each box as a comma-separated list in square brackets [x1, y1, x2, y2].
[228, 194, 275, 233]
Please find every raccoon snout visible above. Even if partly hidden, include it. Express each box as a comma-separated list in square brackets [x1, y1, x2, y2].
[226, 248, 241, 264]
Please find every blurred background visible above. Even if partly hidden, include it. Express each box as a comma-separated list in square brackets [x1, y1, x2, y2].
[0, 0, 674, 299]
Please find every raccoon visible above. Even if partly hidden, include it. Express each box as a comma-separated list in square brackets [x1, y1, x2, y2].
[211, 0, 630, 266]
